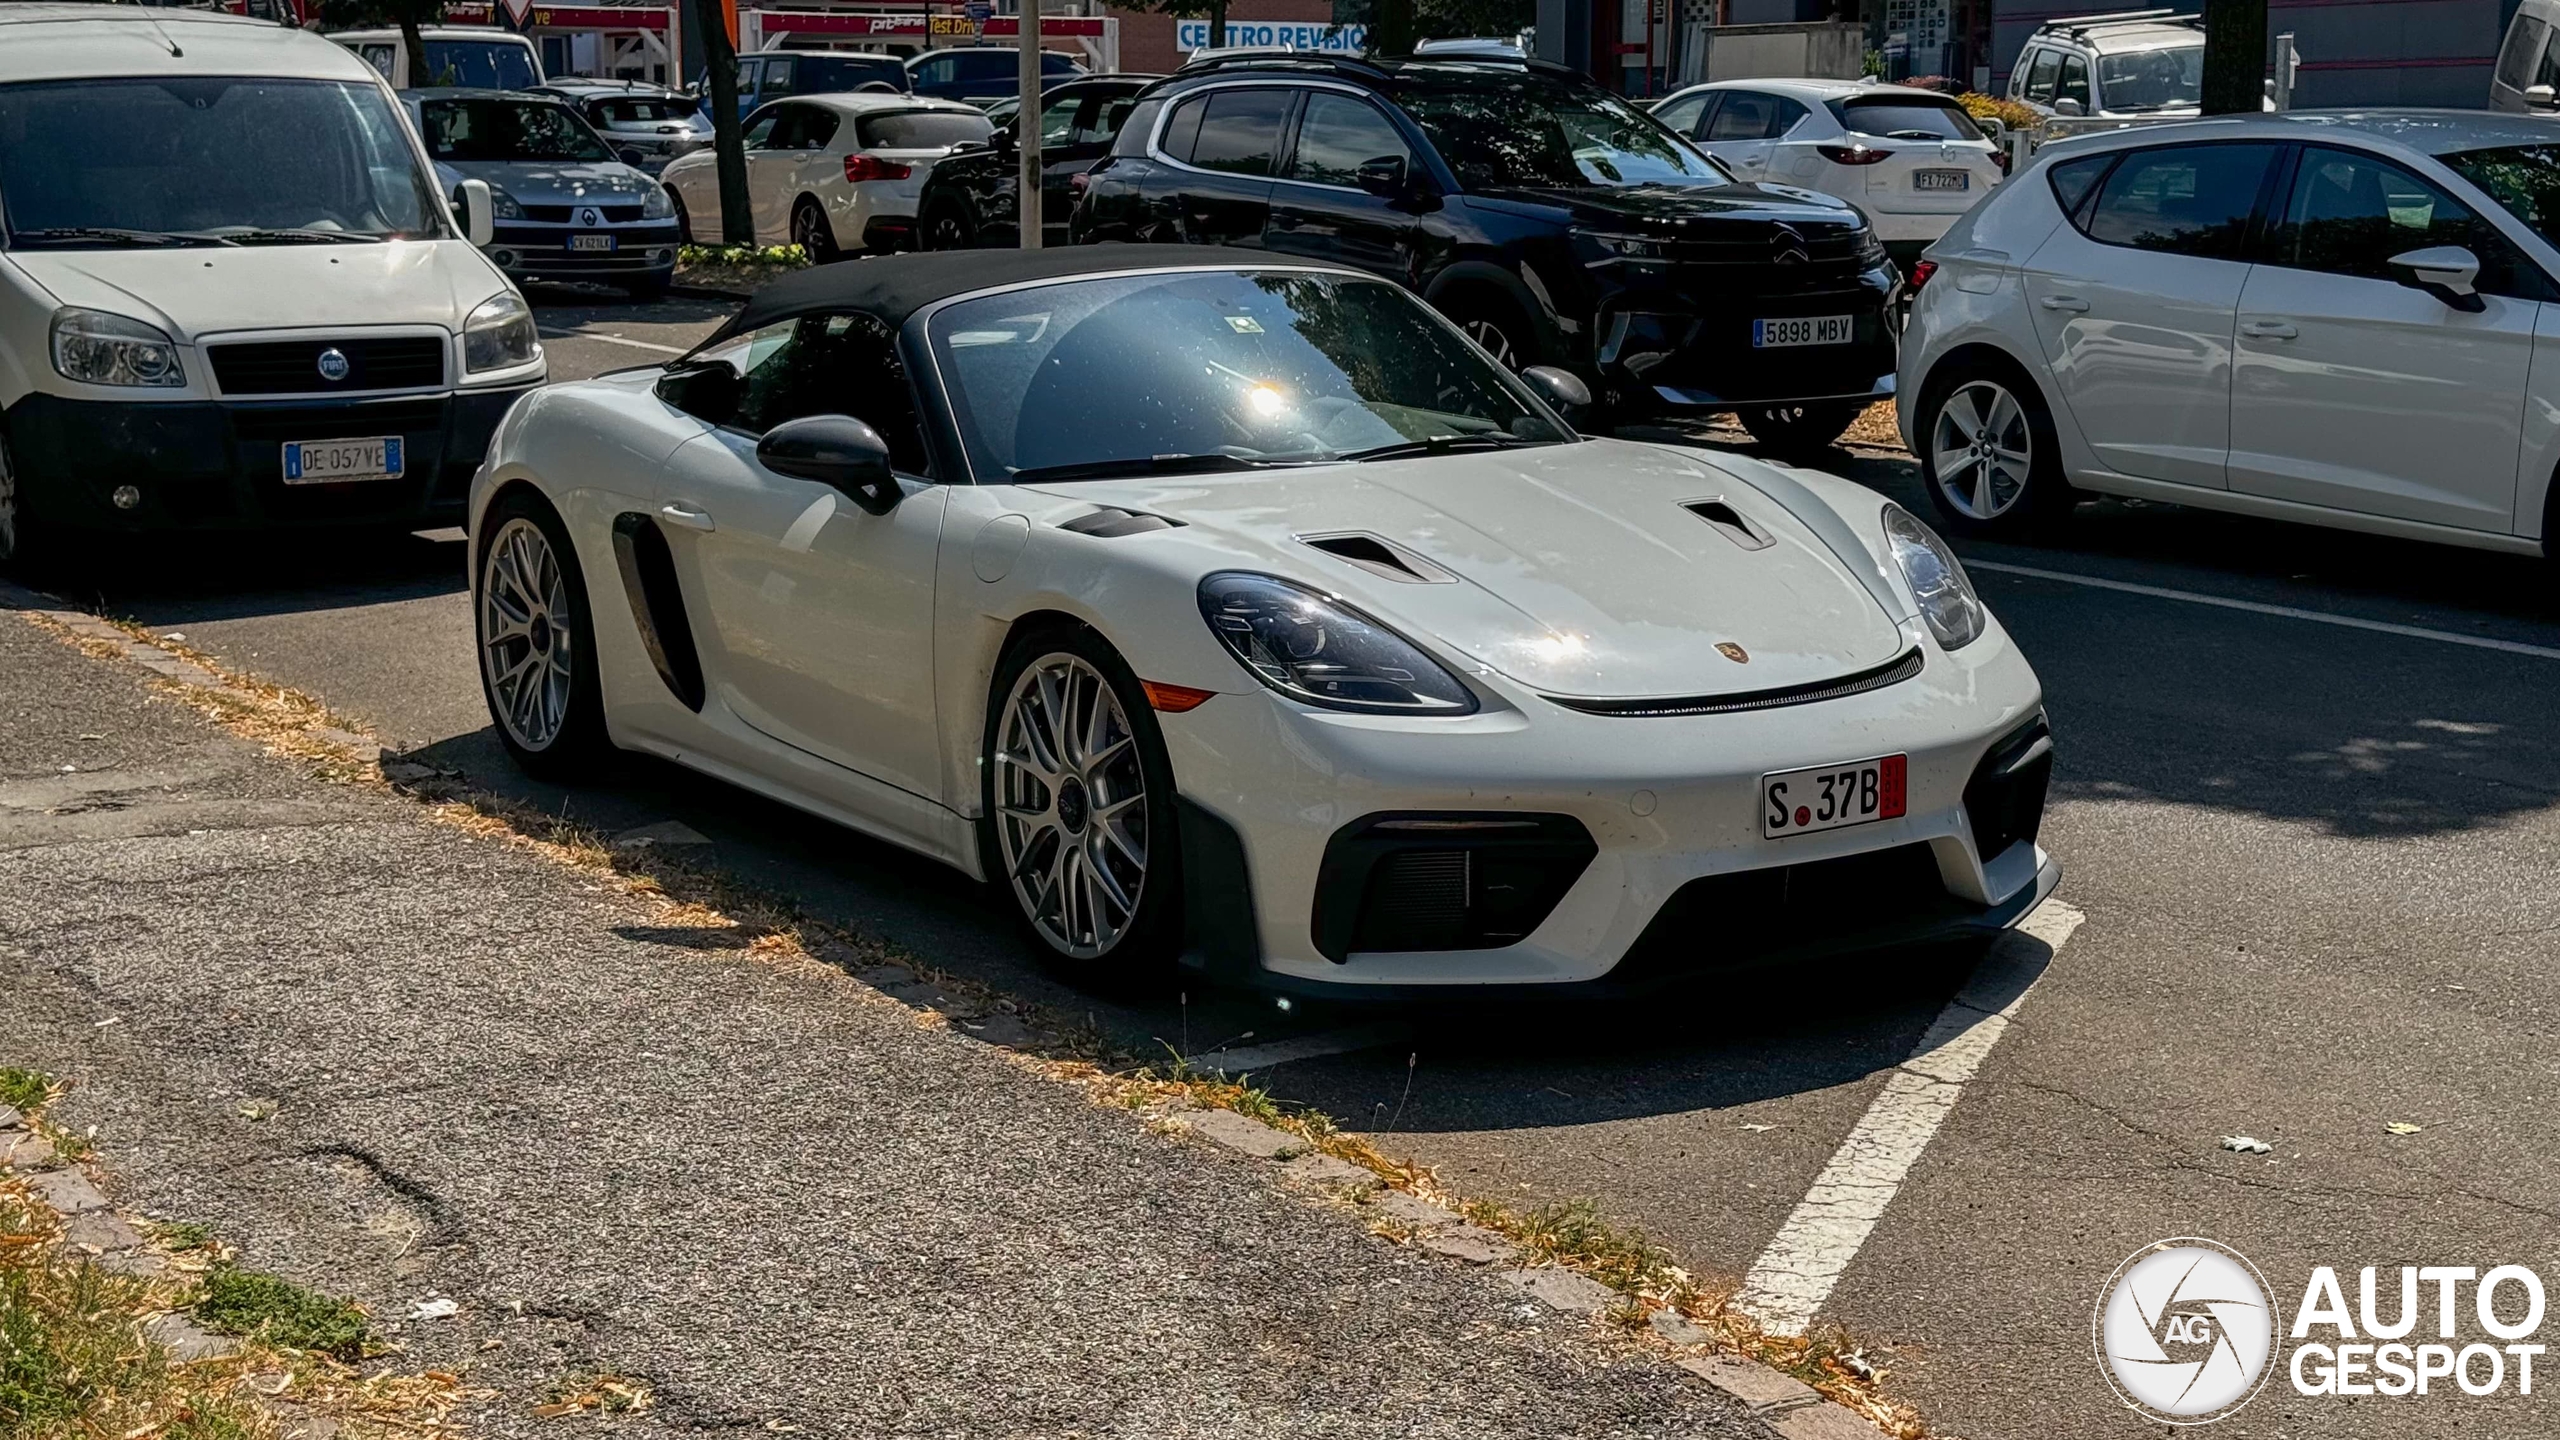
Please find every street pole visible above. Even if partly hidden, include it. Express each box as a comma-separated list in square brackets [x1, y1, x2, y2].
[1018, 0, 1043, 249]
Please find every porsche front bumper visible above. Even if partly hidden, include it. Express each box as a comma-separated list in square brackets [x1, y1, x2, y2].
[1159, 621, 2057, 995]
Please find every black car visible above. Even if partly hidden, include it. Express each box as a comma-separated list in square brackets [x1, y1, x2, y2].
[916, 75, 1160, 249]
[906, 46, 1085, 106]
[1072, 53, 1900, 447]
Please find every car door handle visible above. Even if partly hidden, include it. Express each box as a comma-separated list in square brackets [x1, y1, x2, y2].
[2039, 294, 2090, 312]
[660, 502, 716, 532]
[2241, 319, 2298, 339]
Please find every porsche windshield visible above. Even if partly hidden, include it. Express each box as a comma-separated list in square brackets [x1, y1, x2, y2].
[926, 271, 1573, 482]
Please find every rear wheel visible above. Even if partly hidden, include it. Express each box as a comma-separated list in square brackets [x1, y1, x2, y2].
[979, 625, 1182, 986]
[1437, 288, 1541, 372]
[1739, 400, 1861, 455]
[669, 190, 695, 245]
[920, 197, 976, 251]
[790, 196, 839, 262]
[475, 491, 613, 779]
[1917, 360, 2072, 537]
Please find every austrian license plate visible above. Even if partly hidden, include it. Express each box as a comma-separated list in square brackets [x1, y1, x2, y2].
[1914, 168, 1971, 192]
[568, 233, 617, 252]
[281, 436, 402, 484]
[1763, 753, 1908, 838]
[1752, 314, 1854, 348]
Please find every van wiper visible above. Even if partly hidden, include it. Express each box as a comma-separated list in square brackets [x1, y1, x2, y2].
[1341, 433, 1552, 463]
[210, 228, 385, 245]
[1012, 452, 1281, 483]
[7, 226, 234, 248]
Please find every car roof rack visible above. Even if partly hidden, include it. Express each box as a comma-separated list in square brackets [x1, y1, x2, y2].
[1175, 48, 1391, 80]
[2033, 8, 2201, 38]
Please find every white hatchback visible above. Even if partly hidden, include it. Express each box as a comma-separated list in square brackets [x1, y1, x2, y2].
[1897, 111, 2560, 564]
[660, 94, 992, 259]
[1650, 79, 2004, 269]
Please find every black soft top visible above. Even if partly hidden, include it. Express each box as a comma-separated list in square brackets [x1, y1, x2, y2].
[716, 244, 1319, 340]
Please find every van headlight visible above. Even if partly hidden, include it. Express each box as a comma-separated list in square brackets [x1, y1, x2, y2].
[1882, 503, 1984, 650]
[50, 308, 185, 388]
[463, 292, 540, 374]
[484, 185, 526, 220]
[1198, 573, 1477, 714]
[642, 184, 675, 220]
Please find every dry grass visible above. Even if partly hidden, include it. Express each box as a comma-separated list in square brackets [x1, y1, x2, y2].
[8, 604, 1932, 1437]
[1841, 400, 1905, 449]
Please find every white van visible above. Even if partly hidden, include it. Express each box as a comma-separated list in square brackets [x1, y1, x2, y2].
[0, 4, 543, 567]
[2490, 0, 2560, 112]
[331, 25, 544, 91]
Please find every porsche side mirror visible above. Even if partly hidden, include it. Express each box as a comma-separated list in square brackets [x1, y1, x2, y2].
[655, 359, 740, 426]
[1356, 155, 1408, 198]
[2388, 245, 2486, 312]
[458, 177, 495, 248]
[758, 413, 902, 514]
[1520, 364, 1593, 418]
[2530, 83, 2558, 110]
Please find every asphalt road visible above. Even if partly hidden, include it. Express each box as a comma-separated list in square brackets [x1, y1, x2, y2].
[43, 284, 2560, 1438]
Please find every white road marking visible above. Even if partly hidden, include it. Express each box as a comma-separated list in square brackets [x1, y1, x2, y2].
[1194, 1023, 1409, 1076]
[1734, 899, 2086, 1336]
[538, 329, 690, 355]
[1969, 560, 2560, 661]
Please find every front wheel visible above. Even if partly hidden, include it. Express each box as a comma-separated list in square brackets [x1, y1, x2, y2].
[475, 491, 613, 779]
[919, 198, 976, 252]
[979, 627, 1183, 985]
[1739, 400, 1861, 455]
[1917, 364, 2071, 537]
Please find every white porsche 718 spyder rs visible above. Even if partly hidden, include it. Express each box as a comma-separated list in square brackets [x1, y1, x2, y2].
[468, 246, 2058, 998]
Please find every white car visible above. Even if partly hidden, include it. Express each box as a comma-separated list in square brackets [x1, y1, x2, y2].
[2006, 11, 2206, 120]
[659, 94, 991, 258]
[468, 249, 2058, 994]
[332, 25, 543, 90]
[1648, 79, 2004, 269]
[1899, 111, 2560, 563]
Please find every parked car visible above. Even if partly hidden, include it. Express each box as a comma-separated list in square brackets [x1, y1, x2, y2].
[916, 75, 1159, 249]
[467, 247, 2056, 993]
[333, 25, 542, 90]
[906, 46, 1084, 107]
[407, 90, 678, 296]
[2006, 10, 2207, 119]
[1648, 79, 2004, 271]
[659, 94, 990, 257]
[701, 51, 907, 121]
[1073, 52, 1901, 449]
[2490, 0, 2560, 112]
[0, 6, 543, 568]
[532, 78, 712, 174]
[1899, 111, 2560, 565]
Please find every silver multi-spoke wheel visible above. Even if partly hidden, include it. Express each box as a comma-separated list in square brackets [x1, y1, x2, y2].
[479, 516, 576, 752]
[993, 653, 1150, 960]
[0, 435, 19, 563]
[1931, 379, 2035, 521]
[1462, 317, 1519, 370]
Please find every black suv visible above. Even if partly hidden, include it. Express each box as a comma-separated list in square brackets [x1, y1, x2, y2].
[916, 75, 1159, 250]
[1073, 53, 1900, 448]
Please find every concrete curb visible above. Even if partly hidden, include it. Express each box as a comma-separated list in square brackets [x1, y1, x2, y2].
[1, 1106, 229, 1345]
[1176, 1108, 1896, 1438]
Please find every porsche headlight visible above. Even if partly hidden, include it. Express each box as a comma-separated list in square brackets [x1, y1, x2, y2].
[642, 184, 675, 221]
[463, 292, 540, 374]
[1882, 503, 1984, 650]
[50, 308, 184, 388]
[1198, 573, 1477, 715]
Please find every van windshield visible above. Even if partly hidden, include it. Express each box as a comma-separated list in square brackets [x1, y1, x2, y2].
[420, 98, 613, 162]
[2095, 47, 2202, 111]
[422, 39, 541, 91]
[0, 78, 443, 246]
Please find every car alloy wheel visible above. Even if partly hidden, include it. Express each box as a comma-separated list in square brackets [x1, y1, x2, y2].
[791, 199, 837, 261]
[480, 516, 577, 752]
[992, 652, 1150, 960]
[1930, 379, 2034, 521]
[0, 434, 19, 566]
[925, 206, 971, 251]
[1461, 317, 1519, 370]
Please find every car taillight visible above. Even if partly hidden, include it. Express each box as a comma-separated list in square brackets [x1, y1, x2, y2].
[845, 154, 913, 183]
[1992, 147, 2011, 175]
[1907, 260, 1938, 292]
[1816, 143, 1891, 166]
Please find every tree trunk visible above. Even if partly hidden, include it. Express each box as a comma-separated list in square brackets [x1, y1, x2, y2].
[2200, 0, 2267, 115]
[1209, 0, 1226, 48]
[1370, 0, 1414, 55]
[688, 0, 755, 244]
[399, 16, 429, 84]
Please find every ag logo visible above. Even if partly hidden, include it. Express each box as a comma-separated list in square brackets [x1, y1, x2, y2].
[2095, 1238, 2279, 1424]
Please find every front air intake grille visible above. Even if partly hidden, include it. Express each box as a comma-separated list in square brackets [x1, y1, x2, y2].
[209, 337, 447, 395]
[521, 203, 645, 223]
[1544, 648, 1923, 719]
[1311, 813, 1598, 961]
[1964, 714, 2053, 862]
[1608, 842, 1958, 983]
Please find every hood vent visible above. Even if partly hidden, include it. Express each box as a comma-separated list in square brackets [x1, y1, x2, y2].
[1683, 498, 1773, 552]
[1059, 506, 1180, 538]
[1298, 531, 1456, 584]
